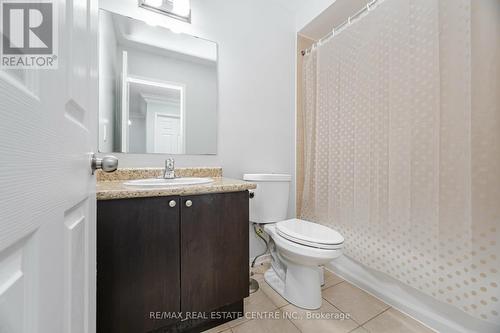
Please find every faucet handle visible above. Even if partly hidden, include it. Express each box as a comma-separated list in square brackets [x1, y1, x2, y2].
[165, 158, 175, 169]
[163, 158, 175, 179]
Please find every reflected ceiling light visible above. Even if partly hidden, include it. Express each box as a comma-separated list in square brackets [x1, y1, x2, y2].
[138, 0, 191, 23]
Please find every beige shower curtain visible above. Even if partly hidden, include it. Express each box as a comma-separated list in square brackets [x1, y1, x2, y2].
[300, 0, 499, 324]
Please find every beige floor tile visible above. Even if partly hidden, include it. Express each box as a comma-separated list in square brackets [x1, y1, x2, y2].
[202, 322, 231, 333]
[232, 316, 300, 333]
[245, 287, 278, 312]
[349, 326, 369, 333]
[322, 282, 390, 324]
[322, 268, 344, 289]
[363, 308, 435, 333]
[259, 280, 289, 308]
[227, 287, 278, 327]
[227, 316, 248, 329]
[281, 301, 358, 333]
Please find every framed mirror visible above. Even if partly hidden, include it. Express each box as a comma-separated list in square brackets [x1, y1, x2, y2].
[98, 9, 218, 155]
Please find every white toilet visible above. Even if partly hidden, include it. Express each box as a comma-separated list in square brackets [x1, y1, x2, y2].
[243, 173, 344, 310]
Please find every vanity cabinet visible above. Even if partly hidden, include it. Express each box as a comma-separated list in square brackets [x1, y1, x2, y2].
[97, 191, 249, 333]
[180, 192, 249, 313]
[97, 196, 181, 333]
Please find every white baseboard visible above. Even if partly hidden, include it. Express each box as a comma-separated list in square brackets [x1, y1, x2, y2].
[325, 255, 500, 333]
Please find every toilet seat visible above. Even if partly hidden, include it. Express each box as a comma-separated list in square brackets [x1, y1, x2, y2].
[276, 219, 344, 250]
[264, 224, 342, 264]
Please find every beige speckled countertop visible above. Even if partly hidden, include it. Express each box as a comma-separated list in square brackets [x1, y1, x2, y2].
[96, 167, 256, 200]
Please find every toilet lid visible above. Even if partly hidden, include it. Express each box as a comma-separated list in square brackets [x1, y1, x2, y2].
[276, 219, 344, 249]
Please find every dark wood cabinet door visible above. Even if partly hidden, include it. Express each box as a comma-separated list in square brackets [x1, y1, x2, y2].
[180, 191, 249, 312]
[97, 197, 181, 333]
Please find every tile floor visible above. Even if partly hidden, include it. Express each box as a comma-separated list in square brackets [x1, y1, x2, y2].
[203, 263, 436, 333]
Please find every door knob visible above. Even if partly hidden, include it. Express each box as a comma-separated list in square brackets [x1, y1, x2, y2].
[169, 200, 177, 208]
[185, 200, 193, 207]
[91, 154, 118, 175]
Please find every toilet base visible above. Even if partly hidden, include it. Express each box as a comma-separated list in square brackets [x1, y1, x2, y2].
[264, 264, 323, 310]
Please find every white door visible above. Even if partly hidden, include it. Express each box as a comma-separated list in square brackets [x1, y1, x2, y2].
[154, 113, 181, 154]
[0, 0, 99, 332]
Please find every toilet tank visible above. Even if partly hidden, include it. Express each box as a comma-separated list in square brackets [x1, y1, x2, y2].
[243, 174, 291, 224]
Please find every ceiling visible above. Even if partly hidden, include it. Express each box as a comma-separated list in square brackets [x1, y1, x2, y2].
[269, 0, 304, 13]
[298, 0, 370, 41]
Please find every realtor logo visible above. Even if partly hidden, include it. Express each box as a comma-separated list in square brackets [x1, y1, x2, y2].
[1, 0, 58, 69]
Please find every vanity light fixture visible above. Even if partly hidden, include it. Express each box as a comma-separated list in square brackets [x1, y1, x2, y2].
[139, 0, 191, 23]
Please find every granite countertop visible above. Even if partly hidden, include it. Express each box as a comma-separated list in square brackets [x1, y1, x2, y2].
[96, 167, 256, 200]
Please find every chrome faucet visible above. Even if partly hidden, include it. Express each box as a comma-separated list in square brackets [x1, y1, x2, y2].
[163, 158, 175, 179]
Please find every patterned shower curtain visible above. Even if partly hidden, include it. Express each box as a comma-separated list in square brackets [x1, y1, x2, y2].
[300, 0, 499, 325]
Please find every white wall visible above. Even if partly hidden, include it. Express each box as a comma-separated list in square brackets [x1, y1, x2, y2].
[293, 0, 336, 31]
[129, 116, 146, 153]
[98, 10, 118, 152]
[98, 0, 297, 258]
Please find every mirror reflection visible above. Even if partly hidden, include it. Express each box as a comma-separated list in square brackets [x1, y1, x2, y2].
[98, 10, 218, 155]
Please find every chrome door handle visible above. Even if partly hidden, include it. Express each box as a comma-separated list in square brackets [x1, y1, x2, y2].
[91, 154, 118, 175]
[185, 200, 193, 208]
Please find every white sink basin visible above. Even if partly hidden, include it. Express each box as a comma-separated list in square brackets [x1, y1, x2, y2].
[124, 177, 214, 187]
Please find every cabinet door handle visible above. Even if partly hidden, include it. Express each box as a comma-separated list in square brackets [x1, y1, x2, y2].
[169, 200, 177, 208]
[185, 200, 193, 208]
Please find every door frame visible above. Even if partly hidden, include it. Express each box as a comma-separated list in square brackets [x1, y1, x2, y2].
[121, 50, 129, 152]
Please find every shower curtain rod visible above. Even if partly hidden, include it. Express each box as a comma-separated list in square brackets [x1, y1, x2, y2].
[301, 0, 379, 56]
